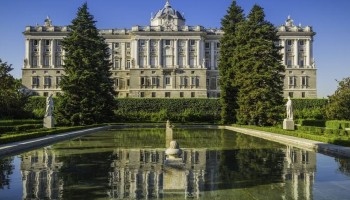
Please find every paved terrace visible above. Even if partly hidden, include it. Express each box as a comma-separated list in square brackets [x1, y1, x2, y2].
[0, 125, 350, 159]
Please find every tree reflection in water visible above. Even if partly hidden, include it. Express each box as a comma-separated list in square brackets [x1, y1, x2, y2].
[0, 157, 14, 189]
[1, 128, 349, 199]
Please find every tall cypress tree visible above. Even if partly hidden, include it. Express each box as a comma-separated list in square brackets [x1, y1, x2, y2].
[233, 5, 284, 126]
[56, 3, 116, 125]
[219, 1, 244, 124]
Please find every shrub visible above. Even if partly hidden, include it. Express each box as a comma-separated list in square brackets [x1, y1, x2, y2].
[326, 120, 350, 130]
[298, 119, 326, 127]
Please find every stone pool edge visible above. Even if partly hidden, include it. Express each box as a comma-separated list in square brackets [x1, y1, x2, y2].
[0, 126, 111, 158]
[225, 126, 350, 158]
[1, 124, 350, 159]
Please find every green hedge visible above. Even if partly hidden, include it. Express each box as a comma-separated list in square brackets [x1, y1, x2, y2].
[291, 99, 328, 110]
[326, 120, 350, 130]
[298, 119, 326, 127]
[0, 124, 43, 134]
[0, 119, 41, 126]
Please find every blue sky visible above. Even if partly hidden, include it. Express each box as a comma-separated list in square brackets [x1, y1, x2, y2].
[0, 0, 349, 98]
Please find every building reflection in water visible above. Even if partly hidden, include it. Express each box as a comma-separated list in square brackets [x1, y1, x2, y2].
[20, 147, 63, 199]
[19, 133, 316, 199]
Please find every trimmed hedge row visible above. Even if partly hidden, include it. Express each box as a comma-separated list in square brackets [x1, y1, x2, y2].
[291, 99, 328, 110]
[298, 119, 326, 127]
[326, 120, 350, 130]
[0, 119, 41, 126]
[0, 124, 43, 134]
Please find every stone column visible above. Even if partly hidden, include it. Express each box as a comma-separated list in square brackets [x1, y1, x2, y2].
[174, 39, 178, 67]
[294, 39, 298, 67]
[51, 39, 55, 68]
[38, 39, 42, 68]
[185, 40, 189, 67]
[121, 42, 126, 69]
[158, 39, 162, 68]
[196, 40, 200, 68]
[134, 39, 139, 68]
[281, 39, 286, 65]
[146, 39, 150, 68]
[25, 39, 30, 68]
[305, 39, 310, 67]
[210, 41, 215, 70]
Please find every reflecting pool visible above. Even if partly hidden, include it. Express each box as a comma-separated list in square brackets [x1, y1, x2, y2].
[0, 128, 350, 200]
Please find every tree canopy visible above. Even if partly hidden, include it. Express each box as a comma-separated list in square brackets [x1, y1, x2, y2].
[219, 1, 244, 124]
[56, 3, 116, 125]
[219, 3, 285, 126]
[326, 77, 350, 120]
[0, 59, 30, 119]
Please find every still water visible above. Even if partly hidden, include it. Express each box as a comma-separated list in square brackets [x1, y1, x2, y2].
[0, 128, 350, 200]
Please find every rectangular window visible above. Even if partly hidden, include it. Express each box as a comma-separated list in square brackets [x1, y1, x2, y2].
[45, 40, 50, 46]
[216, 42, 220, 48]
[287, 40, 292, 46]
[127, 79, 130, 86]
[151, 77, 159, 86]
[165, 77, 171, 85]
[140, 77, 146, 86]
[289, 92, 293, 98]
[165, 92, 171, 98]
[126, 43, 131, 48]
[33, 40, 38, 46]
[180, 92, 184, 98]
[299, 59, 304, 68]
[299, 40, 304, 46]
[43, 55, 50, 67]
[114, 59, 120, 69]
[152, 92, 156, 98]
[115, 43, 120, 48]
[56, 76, 61, 88]
[302, 92, 305, 98]
[302, 76, 309, 86]
[288, 76, 296, 86]
[55, 56, 62, 67]
[190, 40, 195, 46]
[126, 60, 131, 69]
[165, 40, 171, 46]
[140, 92, 145, 97]
[32, 56, 38, 67]
[287, 58, 292, 67]
[44, 76, 51, 87]
[114, 78, 119, 87]
[32, 76, 39, 86]
[191, 92, 195, 98]
[205, 42, 210, 49]
[180, 76, 188, 86]
[139, 40, 145, 46]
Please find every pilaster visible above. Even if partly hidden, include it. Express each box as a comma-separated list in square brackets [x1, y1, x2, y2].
[294, 39, 298, 68]
[305, 39, 310, 67]
[281, 39, 286, 65]
[210, 41, 215, 70]
[51, 39, 55, 68]
[174, 39, 178, 67]
[185, 39, 189, 67]
[158, 39, 162, 68]
[38, 39, 42, 68]
[146, 39, 150, 67]
[196, 40, 200, 68]
[25, 39, 30, 68]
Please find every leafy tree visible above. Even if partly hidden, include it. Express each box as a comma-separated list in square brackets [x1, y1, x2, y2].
[219, 1, 244, 124]
[56, 3, 116, 125]
[0, 59, 30, 119]
[233, 5, 285, 126]
[325, 77, 350, 120]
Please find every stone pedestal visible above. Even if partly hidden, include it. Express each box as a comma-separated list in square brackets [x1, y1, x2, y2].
[44, 116, 54, 128]
[283, 119, 295, 130]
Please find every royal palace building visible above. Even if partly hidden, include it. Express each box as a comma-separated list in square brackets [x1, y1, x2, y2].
[21, 1, 317, 98]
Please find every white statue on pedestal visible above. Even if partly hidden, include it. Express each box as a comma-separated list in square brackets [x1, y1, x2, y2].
[286, 96, 293, 120]
[45, 94, 54, 117]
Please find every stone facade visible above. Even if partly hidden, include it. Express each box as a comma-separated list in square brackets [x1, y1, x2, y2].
[21, 2, 317, 98]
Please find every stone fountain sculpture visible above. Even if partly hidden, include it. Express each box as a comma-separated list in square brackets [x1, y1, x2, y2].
[283, 96, 294, 130]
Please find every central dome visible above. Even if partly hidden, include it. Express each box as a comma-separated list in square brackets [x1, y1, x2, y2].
[151, 0, 186, 27]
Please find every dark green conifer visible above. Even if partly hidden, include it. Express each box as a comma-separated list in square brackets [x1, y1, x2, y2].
[233, 5, 285, 125]
[56, 3, 116, 125]
[219, 1, 244, 124]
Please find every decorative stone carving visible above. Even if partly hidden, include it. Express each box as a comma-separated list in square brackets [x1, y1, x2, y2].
[165, 140, 182, 159]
